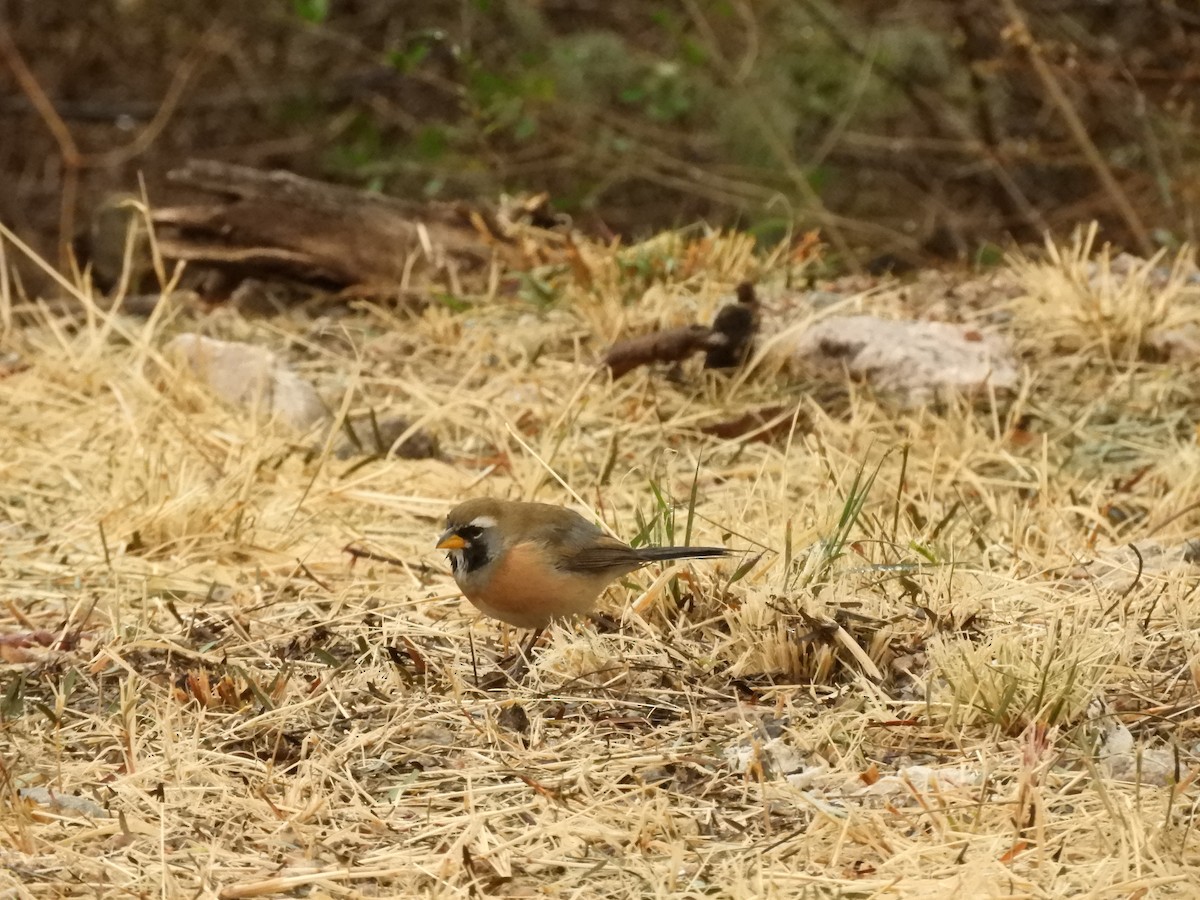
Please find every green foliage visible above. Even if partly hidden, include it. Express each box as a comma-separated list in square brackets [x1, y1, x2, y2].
[414, 126, 450, 161]
[388, 43, 431, 74]
[304, 1, 1196, 255]
[548, 31, 638, 107]
[291, 0, 329, 24]
[935, 621, 1105, 733]
[516, 273, 558, 307]
[328, 114, 387, 172]
[619, 62, 695, 124]
[432, 293, 471, 313]
[630, 478, 676, 550]
[1, 670, 25, 719]
[975, 242, 1006, 267]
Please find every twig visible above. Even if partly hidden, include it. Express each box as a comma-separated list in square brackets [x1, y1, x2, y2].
[999, 0, 1152, 255]
[0, 23, 212, 267]
[604, 325, 719, 379]
[679, 0, 856, 262]
[87, 32, 211, 169]
[801, 0, 1049, 239]
[0, 25, 81, 268]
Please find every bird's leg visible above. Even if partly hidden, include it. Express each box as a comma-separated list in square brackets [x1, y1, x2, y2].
[499, 627, 545, 681]
[587, 611, 621, 634]
[519, 627, 545, 661]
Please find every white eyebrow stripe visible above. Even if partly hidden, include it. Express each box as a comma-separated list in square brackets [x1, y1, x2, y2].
[469, 516, 497, 529]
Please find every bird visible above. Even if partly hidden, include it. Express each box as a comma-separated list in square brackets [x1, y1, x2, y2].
[435, 497, 729, 667]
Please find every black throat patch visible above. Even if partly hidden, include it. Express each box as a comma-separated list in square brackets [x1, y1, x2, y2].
[449, 524, 490, 574]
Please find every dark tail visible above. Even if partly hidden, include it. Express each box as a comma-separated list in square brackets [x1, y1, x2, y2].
[635, 545, 729, 562]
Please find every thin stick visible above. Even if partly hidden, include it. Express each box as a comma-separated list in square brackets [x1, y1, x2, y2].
[0, 25, 81, 267]
[999, 0, 1152, 255]
[504, 422, 620, 537]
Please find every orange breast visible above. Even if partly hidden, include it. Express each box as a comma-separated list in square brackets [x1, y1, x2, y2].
[465, 541, 614, 629]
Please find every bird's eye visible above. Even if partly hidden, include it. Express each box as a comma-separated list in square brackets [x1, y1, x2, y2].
[457, 525, 485, 542]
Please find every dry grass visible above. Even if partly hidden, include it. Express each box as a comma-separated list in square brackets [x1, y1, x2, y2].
[2, 223, 1200, 898]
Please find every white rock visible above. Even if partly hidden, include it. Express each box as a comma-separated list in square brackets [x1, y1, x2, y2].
[781, 315, 1018, 405]
[723, 736, 810, 779]
[861, 764, 981, 796]
[165, 333, 327, 431]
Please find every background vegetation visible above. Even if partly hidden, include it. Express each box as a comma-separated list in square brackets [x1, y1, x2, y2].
[5, 4, 1200, 897]
[2, 0, 1199, 273]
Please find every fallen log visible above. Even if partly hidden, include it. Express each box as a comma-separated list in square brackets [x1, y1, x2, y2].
[148, 159, 529, 289]
[603, 281, 760, 378]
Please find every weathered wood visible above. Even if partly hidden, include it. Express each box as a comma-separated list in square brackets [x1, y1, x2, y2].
[603, 325, 721, 379]
[602, 281, 760, 379]
[150, 160, 524, 288]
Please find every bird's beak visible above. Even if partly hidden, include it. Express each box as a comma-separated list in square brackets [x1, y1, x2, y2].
[436, 531, 467, 550]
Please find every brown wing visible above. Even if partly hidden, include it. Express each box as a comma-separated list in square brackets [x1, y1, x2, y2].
[557, 534, 644, 575]
[528, 506, 727, 575]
